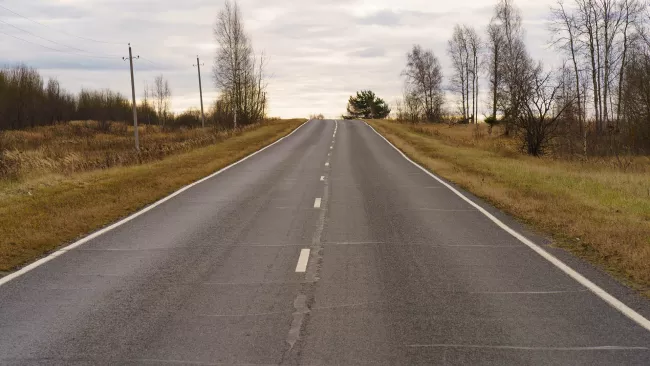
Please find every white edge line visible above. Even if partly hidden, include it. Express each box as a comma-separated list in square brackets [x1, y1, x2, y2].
[363, 121, 650, 332]
[0, 120, 312, 288]
[314, 198, 322, 208]
[295, 249, 310, 272]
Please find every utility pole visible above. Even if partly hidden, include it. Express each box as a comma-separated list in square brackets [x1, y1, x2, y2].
[123, 43, 140, 150]
[194, 56, 206, 128]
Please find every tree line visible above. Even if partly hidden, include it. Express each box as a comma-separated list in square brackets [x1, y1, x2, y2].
[0, 0, 267, 133]
[0, 64, 195, 131]
[394, 0, 650, 157]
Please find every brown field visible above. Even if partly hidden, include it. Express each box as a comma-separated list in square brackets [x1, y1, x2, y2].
[0, 121, 263, 181]
[368, 120, 650, 295]
[0, 119, 305, 274]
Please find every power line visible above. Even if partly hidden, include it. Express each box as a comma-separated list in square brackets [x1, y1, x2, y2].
[0, 4, 125, 45]
[0, 19, 90, 53]
[0, 29, 64, 52]
[0, 4, 203, 73]
[139, 56, 167, 68]
[0, 19, 122, 58]
[0, 29, 120, 60]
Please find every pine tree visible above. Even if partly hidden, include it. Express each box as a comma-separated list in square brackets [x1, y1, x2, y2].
[345, 90, 391, 119]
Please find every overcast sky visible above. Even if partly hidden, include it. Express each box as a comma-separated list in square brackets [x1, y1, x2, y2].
[0, 0, 565, 118]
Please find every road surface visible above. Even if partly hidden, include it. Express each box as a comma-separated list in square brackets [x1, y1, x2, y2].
[1, 119, 649, 365]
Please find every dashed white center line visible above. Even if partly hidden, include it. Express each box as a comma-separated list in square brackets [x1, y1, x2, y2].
[314, 198, 322, 208]
[330, 146, 333, 149]
[320, 176, 325, 181]
[295, 249, 310, 272]
[325, 162, 330, 167]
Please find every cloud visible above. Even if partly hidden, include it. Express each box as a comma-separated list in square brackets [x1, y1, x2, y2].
[357, 10, 402, 26]
[0, 0, 563, 118]
[348, 47, 386, 58]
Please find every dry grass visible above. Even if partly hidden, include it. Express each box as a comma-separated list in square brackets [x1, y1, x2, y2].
[368, 120, 650, 294]
[0, 119, 305, 273]
[0, 121, 268, 181]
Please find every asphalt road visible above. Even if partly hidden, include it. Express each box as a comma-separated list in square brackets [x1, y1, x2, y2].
[1, 119, 649, 365]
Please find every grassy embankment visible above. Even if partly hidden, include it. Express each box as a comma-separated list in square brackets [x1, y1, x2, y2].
[0, 119, 305, 274]
[368, 120, 650, 295]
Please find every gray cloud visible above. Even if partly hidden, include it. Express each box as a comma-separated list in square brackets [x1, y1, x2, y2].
[358, 10, 402, 26]
[348, 47, 386, 58]
[0, 0, 563, 118]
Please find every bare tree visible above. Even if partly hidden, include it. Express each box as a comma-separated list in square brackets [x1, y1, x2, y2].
[615, 0, 643, 127]
[213, 0, 267, 127]
[142, 82, 152, 125]
[486, 21, 505, 121]
[550, 0, 645, 155]
[153, 75, 171, 126]
[493, 0, 532, 134]
[551, 0, 587, 155]
[465, 26, 482, 124]
[448, 25, 470, 120]
[620, 41, 650, 153]
[514, 64, 575, 155]
[404, 89, 425, 122]
[450, 25, 482, 123]
[402, 45, 444, 122]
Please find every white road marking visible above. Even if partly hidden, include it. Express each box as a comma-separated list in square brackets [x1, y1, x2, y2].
[328, 153, 331, 157]
[314, 198, 322, 208]
[320, 176, 325, 181]
[323, 241, 386, 245]
[202, 280, 312, 285]
[469, 290, 589, 294]
[330, 146, 333, 149]
[365, 121, 650, 332]
[199, 310, 287, 317]
[325, 162, 329, 167]
[0, 120, 311, 288]
[406, 344, 648, 351]
[295, 249, 310, 272]
[415, 208, 476, 212]
[311, 300, 384, 310]
[320, 241, 520, 248]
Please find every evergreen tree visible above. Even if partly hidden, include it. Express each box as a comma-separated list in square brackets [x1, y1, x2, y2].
[345, 90, 391, 119]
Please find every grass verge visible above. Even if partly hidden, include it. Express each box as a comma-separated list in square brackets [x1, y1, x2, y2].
[0, 119, 305, 274]
[368, 120, 650, 295]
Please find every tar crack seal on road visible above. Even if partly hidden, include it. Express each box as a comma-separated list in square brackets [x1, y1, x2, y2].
[280, 122, 333, 363]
